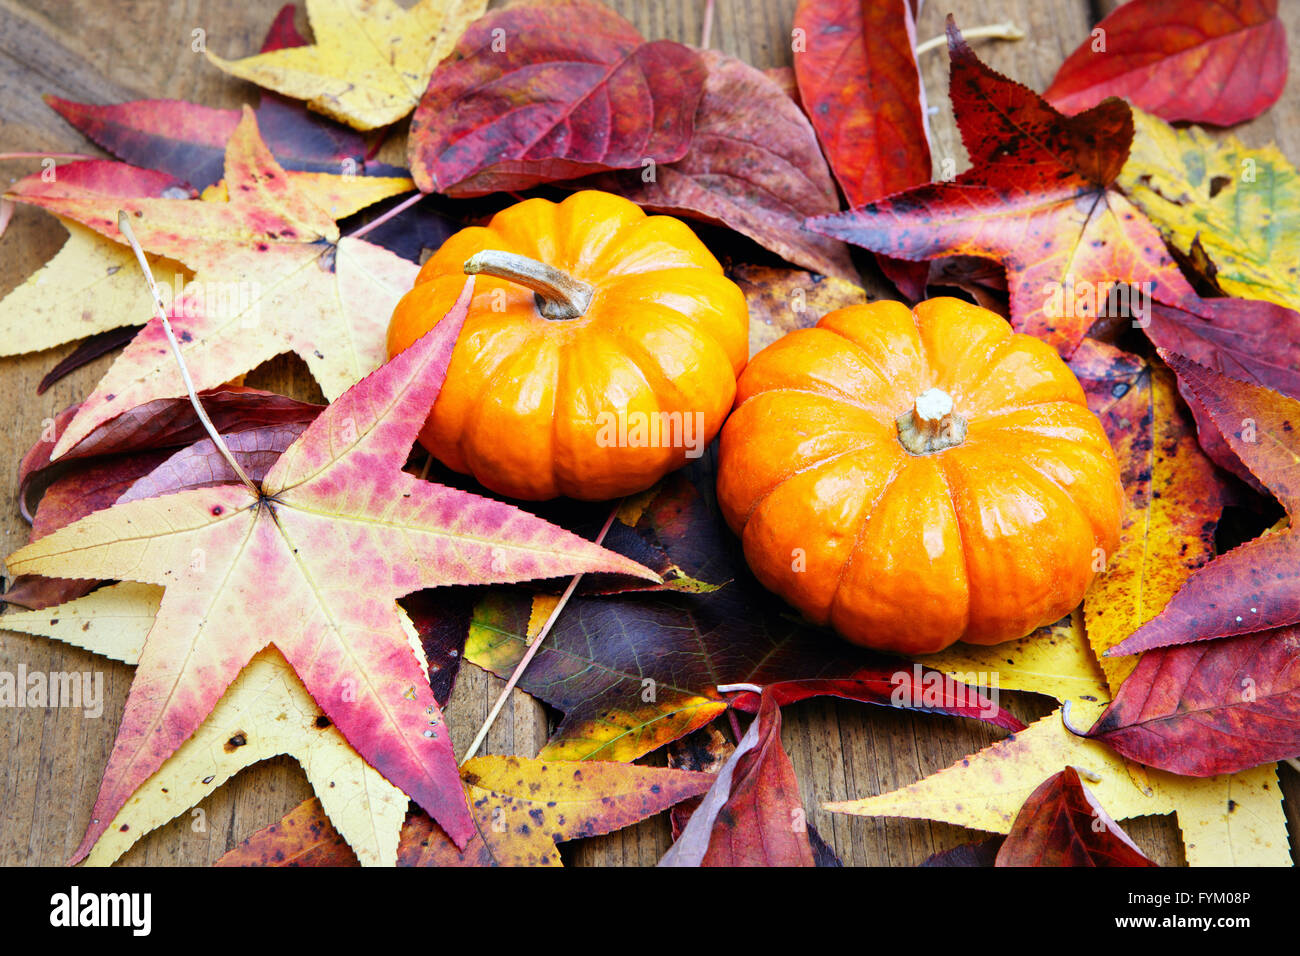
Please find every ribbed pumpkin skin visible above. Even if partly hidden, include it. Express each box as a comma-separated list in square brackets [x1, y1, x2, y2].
[388, 191, 748, 501]
[717, 297, 1123, 654]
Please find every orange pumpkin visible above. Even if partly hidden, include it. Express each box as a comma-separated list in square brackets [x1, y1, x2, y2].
[387, 191, 748, 501]
[716, 297, 1123, 654]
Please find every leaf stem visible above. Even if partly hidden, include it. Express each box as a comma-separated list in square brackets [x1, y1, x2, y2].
[700, 0, 715, 49]
[345, 190, 426, 240]
[461, 501, 623, 764]
[915, 21, 1024, 56]
[116, 210, 259, 497]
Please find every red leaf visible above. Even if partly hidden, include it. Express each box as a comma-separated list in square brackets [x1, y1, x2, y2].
[791, 0, 930, 299]
[791, 0, 930, 207]
[17, 386, 323, 524]
[727, 670, 1025, 733]
[586, 50, 856, 281]
[1142, 296, 1300, 490]
[1110, 352, 1300, 656]
[408, 0, 706, 196]
[659, 690, 815, 866]
[1044, 0, 1287, 127]
[808, 19, 1198, 357]
[1089, 628, 1300, 776]
[995, 767, 1156, 865]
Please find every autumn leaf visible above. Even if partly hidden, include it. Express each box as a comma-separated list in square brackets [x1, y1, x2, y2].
[727, 263, 867, 358]
[464, 470, 1022, 762]
[1111, 353, 1300, 656]
[660, 690, 814, 866]
[6, 108, 419, 458]
[1088, 627, 1300, 777]
[207, 0, 487, 131]
[995, 767, 1156, 866]
[920, 613, 1110, 705]
[1068, 340, 1232, 689]
[4, 279, 657, 859]
[1141, 296, 1300, 488]
[217, 757, 713, 866]
[921, 838, 1003, 866]
[408, 0, 707, 196]
[791, 0, 931, 298]
[1119, 108, 1300, 313]
[828, 701, 1290, 866]
[6, 387, 322, 610]
[0, 162, 190, 360]
[808, 19, 1198, 357]
[43, 5, 382, 191]
[587, 50, 856, 282]
[1044, 0, 1286, 126]
[791, 0, 929, 207]
[1, 583, 416, 866]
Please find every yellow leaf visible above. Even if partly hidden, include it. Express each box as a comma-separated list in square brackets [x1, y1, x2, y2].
[1119, 107, 1300, 312]
[825, 705, 1289, 866]
[199, 170, 414, 220]
[917, 613, 1109, 705]
[207, 0, 489, 130]
[1, 582, 411, 866]
[1083, 359, 1230, 690]
[0, 219, 188, 357]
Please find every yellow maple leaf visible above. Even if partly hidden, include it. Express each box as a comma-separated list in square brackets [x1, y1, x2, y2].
[1, 581, 412, 866]
[207, 0, 489, 131]
[1119, 107, 1300, 312]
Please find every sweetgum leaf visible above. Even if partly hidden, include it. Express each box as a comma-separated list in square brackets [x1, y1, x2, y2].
[4, 279, 657, 858]
[808, 20, 1198, 357]
[6, 108, 419, 458]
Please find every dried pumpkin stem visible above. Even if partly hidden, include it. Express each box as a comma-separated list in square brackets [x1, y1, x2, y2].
[896, 387, 967, 455]
[463, 250, 594, 321]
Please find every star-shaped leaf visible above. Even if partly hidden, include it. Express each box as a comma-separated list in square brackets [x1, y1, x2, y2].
[5, 279, 656, 859]
[2, 582, 410, 866]
[5, 108, 419, 458]
[808, 20, 1198, 357]
[207, 0, 488, 131]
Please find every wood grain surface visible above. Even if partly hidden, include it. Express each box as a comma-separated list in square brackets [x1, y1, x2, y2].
[1, 0, 1297, 867]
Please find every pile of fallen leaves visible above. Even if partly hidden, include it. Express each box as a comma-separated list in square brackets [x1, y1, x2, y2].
[2, 0, 1298, 867]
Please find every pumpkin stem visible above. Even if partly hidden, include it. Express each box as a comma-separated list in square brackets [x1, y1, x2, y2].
[897, 387, 967, 455]
[463, 250, 594, 321]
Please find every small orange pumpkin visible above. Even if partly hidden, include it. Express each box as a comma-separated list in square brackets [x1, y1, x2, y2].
[388, 191, 748, 501]
[716, 297, 1124, 654]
